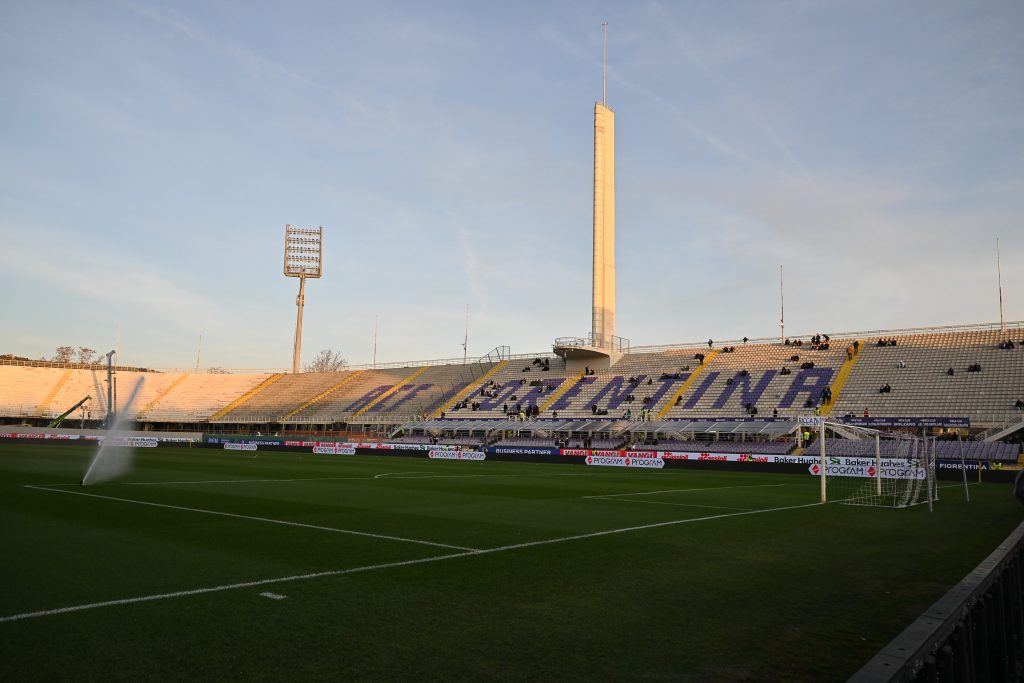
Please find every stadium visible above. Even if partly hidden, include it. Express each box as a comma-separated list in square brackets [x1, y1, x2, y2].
[3, 5, 1024, 683]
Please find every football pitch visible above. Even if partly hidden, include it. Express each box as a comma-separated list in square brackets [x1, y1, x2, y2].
[1, 443, 1021, 681]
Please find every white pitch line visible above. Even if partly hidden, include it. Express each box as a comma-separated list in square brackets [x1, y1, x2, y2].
[40, 471, 597, 487]
[0, 499, 822, 623]
[122, 475, 382, 486]
[259, 592, 287, 600]
[582, 482, 787, 499]
[23, 485, 475, 552]
[587, 496, 753, 511]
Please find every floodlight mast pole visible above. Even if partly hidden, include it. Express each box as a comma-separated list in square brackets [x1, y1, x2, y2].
[283, 224, 323, 375]
[293, 275, 306, 374]
[104, 350, 115, 428]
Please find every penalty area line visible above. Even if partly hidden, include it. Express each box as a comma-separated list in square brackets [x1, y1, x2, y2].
[582, 482, 787, 499]
[23, 485, 476, 552]
[587, 496, 753, 511]
[0, 499, 822, 624]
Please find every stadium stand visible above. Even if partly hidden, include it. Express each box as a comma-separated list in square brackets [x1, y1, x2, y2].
[2, 323, 1021, 437]
[660, 341, 849, 420]
[212, 372, 349, 422]
[829, 329, 1024, 425]
[140, 373, 271, 422]
[287, 367, 425, 422]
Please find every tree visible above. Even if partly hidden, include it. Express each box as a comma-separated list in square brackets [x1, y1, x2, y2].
[52, 346, 74, 363]
[304, 349, 348, 373]
[76, 347, 97, 365]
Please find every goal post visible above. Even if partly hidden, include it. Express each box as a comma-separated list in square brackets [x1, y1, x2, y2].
[801, 417, 938, 509]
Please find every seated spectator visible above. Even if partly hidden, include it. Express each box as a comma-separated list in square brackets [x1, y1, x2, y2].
[889, 338, 897, 346]
[743, 336, 749, 343]
[897, 360, 906, 368]
[784, 338, 791, 346]
[800, 361, 815, 369]
[779, 367, 791, 376]
[946, 367, 955, 376]
[772, 408, 778, 418]
[738, 369, 749, 377]
[791, 354, 800, 362]
[1015, 399, 1024, 410]
[522, 366, 530, 372]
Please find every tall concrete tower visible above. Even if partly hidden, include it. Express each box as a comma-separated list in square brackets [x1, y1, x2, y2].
[592, 22, 615, 350]
[553, 22, 627, 370]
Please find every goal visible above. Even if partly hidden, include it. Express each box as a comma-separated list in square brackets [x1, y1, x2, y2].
[806, 420, 938, 509]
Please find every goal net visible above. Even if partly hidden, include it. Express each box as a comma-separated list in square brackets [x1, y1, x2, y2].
[808, 422, 938, 509]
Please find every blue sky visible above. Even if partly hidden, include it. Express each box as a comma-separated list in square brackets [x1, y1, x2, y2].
[2, 0, 1022, 370]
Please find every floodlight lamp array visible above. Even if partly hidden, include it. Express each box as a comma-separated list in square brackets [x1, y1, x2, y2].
[283, 224, 323, 278]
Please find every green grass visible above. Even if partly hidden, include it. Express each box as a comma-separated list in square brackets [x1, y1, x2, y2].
[0, 443, 1021, 682]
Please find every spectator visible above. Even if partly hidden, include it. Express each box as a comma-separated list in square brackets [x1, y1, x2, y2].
[846, 345, 854, 361]
[708, 338, 714, 348]
[863, 408, 870, 417]
[946, 367, 954, 376]
[897, 360, 906, 368]
[1015, 399, 1024, 411]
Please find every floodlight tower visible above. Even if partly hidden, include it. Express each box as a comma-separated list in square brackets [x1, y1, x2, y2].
[283, 225, 323, 374]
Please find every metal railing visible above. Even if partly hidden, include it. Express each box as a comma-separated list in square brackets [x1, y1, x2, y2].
[553, 334, 631, 353]
[850, 519, 1024, 682]
[0, 358, 159, 373]
[630, 320, 1024, 355]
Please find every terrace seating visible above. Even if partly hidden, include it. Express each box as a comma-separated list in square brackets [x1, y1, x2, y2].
[141, 373, 272, 422]
[659, 341, 849, 419]
[0, 366, 74, 418]
[289, 368, 424, 421]
[214, 372, 350, 422]
[830, 330, 1024, 426]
